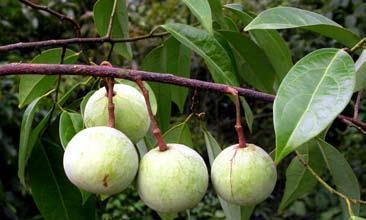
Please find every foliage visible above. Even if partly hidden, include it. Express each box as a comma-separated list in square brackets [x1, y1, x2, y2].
[0, 0, 366, 220]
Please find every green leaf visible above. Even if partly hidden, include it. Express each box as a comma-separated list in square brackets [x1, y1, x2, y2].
[220, 31, 276, 93]
[354, 50, 366, 92]
[274, 49, 355, 163]
[19, 48, 79, 108]
[244, 7, 360, 48]
[240, 97, 253, 133]
[141, 46, 171, 132]
[208, 0, 227, 29]
[350, 216, 366, 220]
[225, 4, 293, 85]
[158, 212, 177, 220]
[161, 23, 239, 86]
[279, 139, 325, 211]
[182, 0, 212, 33]
[241, 206, 255, 220]
[93, 0, 132, 60]
[59, 112, 83, 150]
[29, 141, 96, 220]
[18, 97, 46, 186]
[317, 139, 360, 219]
[163, 118, 193, 147]
[163, 37, 191, 113]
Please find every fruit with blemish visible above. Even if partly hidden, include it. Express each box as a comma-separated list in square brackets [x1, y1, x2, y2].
[137, 144, 209, 213]
[63, 126, 139, 195]
[211, 144, 277, 205]
[83, 84, 150, 143]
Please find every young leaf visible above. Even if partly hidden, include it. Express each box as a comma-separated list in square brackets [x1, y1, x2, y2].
[274, 48, 355, 163]
[19, 48, 79, 108]
[161, 23, 239, 86]
[244, 7, 360, 48]
[208, 0, 227, 29]
[317, 139, 360, 219]
[219, 31, 276, 93]
[163, 119, 193, 147]
[59, 112, 83, 149]
[93, 0, 132, 60]
[279, 139, 325, 211]
[224, 4, 293, 85]
[354, 49, 366, 92]
[29, 141, 96, 220]
[18, 97, 46, 186]
[182, 0, 212, 33]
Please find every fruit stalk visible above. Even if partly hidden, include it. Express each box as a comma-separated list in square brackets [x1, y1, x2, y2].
[135, 79, 168, 151]
[100, 61, 115, 128]
[226, 87, 246, 148]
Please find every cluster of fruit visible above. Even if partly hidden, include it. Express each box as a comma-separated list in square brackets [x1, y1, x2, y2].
[63, 83, 277, 213]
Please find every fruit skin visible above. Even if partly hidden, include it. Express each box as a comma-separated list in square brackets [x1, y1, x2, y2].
[211, 144, 277, 206]
[137, 144, 209, 213]
[83, 84, 150, 143]
[63, 126, 139, 195]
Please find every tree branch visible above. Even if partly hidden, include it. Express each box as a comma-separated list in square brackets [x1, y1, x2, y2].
[19, 0, 81, 37]
[0, 63, 364, 132]
[0, 32, 168, 53]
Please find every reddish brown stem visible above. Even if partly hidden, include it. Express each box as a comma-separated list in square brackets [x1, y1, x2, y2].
[135, 79, 168, 151]
[100, 61, 115, 128]
[226, 87, 246, 148]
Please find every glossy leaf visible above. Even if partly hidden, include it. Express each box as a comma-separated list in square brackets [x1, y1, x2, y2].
[208, 0, 227, 29]
[19, 48, 79, 108]
[317, 139, 360, 219]
[225, 4, 293, 84]
[29, 141, 96, 220]
[93, 0, 132, 60]
[163, 118, 193, 147]
[244, 7, 360, 47]
[220, 31, 276, 92]
[279, 139, 325, 211]
[274, 49, 355, 162]
[354, 49, 366, 92]
[162, 23, 239, 86]
[182, 0, 212, 33]
[164, 37, 191, 113]
[18, 97, 45, 186]
[240, 97, 253, 133]
[59, 112, 83, 149]
[141, 46, 171, 132]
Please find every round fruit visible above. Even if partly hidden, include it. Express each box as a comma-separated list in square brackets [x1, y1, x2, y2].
[83, 84, 150, 143]
[211, 144, 277, 206]
[63, 126, 139, 195]
[137, 144, 209, 213]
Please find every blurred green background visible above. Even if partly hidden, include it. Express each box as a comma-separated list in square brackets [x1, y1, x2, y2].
[0, 0, 366, 219]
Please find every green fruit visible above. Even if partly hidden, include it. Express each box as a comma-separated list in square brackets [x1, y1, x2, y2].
[211, 144, 277, 206]
[137, 144, 208, 213]
[63, 126, 138, 195]
[83, 84, 150, 143]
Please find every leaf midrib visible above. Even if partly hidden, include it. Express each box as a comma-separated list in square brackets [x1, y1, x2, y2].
[283, 50, 342, 151]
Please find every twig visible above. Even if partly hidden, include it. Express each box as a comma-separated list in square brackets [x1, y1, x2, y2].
[105, 0, 118, 38]
[0, 63, 365, 133]
[296, 152, 366, 212]
[0, 32, 168, 53]
[100, 61, 115, 128]
[354, 91, 362, 120]
[226, 87, 246, 148]
[19, 0, 81, 37]
[135, 79, 167, 151]
[349, 37, 366, 53]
